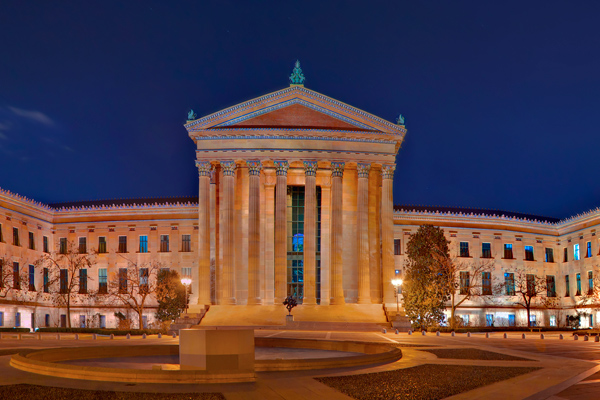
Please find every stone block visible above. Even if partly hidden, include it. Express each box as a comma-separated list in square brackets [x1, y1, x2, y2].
[179, 329, 254, 373]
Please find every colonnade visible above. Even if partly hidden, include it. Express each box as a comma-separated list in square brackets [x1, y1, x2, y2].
[195, 160, 397, 306]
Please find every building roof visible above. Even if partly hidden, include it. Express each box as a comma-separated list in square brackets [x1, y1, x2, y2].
[48, 196, 199, 209]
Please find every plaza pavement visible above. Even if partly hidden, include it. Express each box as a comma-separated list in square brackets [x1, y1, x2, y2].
[0, 330, 599, 399]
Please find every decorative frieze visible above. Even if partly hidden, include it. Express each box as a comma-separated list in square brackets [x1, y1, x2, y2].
[303, 161, 318, 176]
[382, 164, 396, 180]
[274, 161, 289, 176]
[247, 160, 262, 176]
[331, 161, 345, 178]
[357, 163, 371, 178]
[196, 161, 212, 177]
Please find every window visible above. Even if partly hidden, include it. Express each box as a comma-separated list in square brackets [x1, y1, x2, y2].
[0, 260, 3, 289]
[546, 275, 556, 297]
[60, 269, 68, 293]
[461, 314, 469, 326]
[588, 271, 594, 295]
[59, 238, 67, 254]
[504, 244, 513, 259]
[574, 244, 580, 261]
[550, 315, 556, 327]
[0, 223, 2, 242]
[98, 268, 107, 294]
[60, 315, 66, 328]
[43, 236, 49, 253]
[28, 265, 35, 291]
[139, 268, 148, 293]
[118, 268, 128, 293]
[508, 314, 515, 327]
[576, 273, 581, 296]
[530, 314, 536, 327]
[98, 237, 107, 254]
[139, 235, 148, 253]
[526, 274, 535, 296]
[118, 236, 127, 253]
[0, 312, 3, 326]
[482, 243, 492, 258]
[545, 248, 554, 263]
[564, 247, 568, 262]
[565, 275, 570, 297]
[459, 271, 470, 295]
[15, 312, 20, 327]
[504, 272, 515, 295]
[13, 262, 19, 290]
[13, 227, 19, 246]
[587, 241, 592, 258]
[160, 235, 169, 252]
[79, 269, 87, 294]
[482, 271, 492, 295]
[45, 314, 50, 327]
[182, 234, 191, 252]
[79, 315, 86, 328]
[486, 314, 493, 327]
[79, 237, 87, 253]
[393, 239, 401, 255]
[43, 268, 49, 293]
[28, 232, 34, 250]
[524, 246, 534, 261]
[459, 242, 469, 257]
[99, 315, 106, 328]
[182, 267, 192, 278]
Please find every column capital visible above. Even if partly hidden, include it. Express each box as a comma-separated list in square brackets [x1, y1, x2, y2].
[382, 164, 396, 180]
[303, 161, 318, 176]
[357, 163, 371, 178]
[220, 160, 236, 176]
[247, 160, 262, 176]
[196, 161, 212, 177]
[331, 161, 345, 178]
[274, 160, 289, 176]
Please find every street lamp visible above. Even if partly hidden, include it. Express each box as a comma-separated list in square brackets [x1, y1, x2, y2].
[391, 279, 403, 313]
[181, 277, 192, 314]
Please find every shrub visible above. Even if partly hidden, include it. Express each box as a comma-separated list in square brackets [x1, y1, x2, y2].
[36, 328, 167, 335]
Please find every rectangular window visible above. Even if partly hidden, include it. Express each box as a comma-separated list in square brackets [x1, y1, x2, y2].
[505, 272, 515, 295]
[564, 247, 568, 262]
[574, 244, 580, 261]
[28, 232, 35, 250]
[524, 246, 534, 261]
[530, 314, 537, 327]
[394, 239, 401, 255]
[28, 265, 35, 291]
[459, 271, 470, 295]
[43, 236, 49, 253]
[482, 271, 492, 295]
[565, 275, 570, 297]
[139, 268, 148, 293]
[587, 241, 592, 258]
[182, 234, 191, 252]
[79, 237, 87, 254]
[461, 314, 469, 326]
[98, 237, 107, 254]
[59, 238, 67, 254]
[45, 314, 49, 327]
[486, 314, 493, 327]
[79, 315, 86, 328]
[576, 273, 581, 296]
[546, 275, 556, 297]
[79, 269, 87, 294]
[60, 315, 66, 328]
[160, 235, 169, 252]
[118, 268, 128, 293]
[43, 268, 49, 293]
[481, 243, 492, 258]
[139, 235, 148, 253]
[99, 315, 106, 328]
[98, 268, 107, 294]
[59, 269, 68, 293]
[0, 260, 3, 289]
[13, 227, 19, 246]
[550, 315, 556, 327]
[118, 236, 127, 253]
[0, 312, 3, 326]
[15, 312, 20, 327]
[545, 248, 554, 263]
[13, 262, 19, 290]
[459, 242, 469, 257]
[526, 274, 535, 296]
[588, 271, 594, 295]
[504, 243, 513, 259]
[508, 314, 515, 327]
[182, 267, 192, 278]
[0, 223, 2, 242]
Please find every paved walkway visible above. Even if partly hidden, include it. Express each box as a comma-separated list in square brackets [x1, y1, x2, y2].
[0, 331, 599, 399]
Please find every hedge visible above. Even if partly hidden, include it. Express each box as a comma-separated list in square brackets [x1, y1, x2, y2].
[0, 328, 31, 333]
[425, 326, 570, 333]
[36, 328, 168, 336]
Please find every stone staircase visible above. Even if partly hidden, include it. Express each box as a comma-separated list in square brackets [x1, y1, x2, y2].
[384, 305, 412, 331]
[168, 308, 208, 335]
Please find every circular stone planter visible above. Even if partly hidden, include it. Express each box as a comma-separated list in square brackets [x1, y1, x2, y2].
[10, 338, 401, 384]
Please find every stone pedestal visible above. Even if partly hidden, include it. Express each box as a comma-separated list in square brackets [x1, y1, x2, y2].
[179, 329, 254, 372]
[391, 316, 412, 332]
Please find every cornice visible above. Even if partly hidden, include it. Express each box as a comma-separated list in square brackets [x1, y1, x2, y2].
[194, 131, 396, 144]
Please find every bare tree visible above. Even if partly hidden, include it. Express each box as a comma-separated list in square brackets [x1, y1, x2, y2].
[0, 257, 28, 299]
[106, 258, 162, 329]
[35, 241, 95, 328]
[501, 269, 548, 327]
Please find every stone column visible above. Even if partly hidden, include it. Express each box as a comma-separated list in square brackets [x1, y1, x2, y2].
[357, 163, 371, 304]
[330, 161, 345, 305]
[382, 164, 396, 304]
[220, 160, 237, 305]
[264, 169, 276, 304]
[274, 161, 289, 303]
[247, 161, 262, 305]
[196, 161, 212, 305]
[303, 161, 318, 305]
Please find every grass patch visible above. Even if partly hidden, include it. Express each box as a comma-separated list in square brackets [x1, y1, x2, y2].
[316, 364, 540, 400]
[420, 348, 531, 361]
[0, 384, 225, 400]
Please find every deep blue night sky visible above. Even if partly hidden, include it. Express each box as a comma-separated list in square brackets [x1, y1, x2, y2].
[1, 1, 599, 219]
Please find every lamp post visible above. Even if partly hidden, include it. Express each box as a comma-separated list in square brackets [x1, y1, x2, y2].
[181, 277, 192, 314]
[391, 279, 403, 314]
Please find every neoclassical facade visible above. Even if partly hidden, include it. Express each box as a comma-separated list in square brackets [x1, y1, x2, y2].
[1, 66, 599, 329]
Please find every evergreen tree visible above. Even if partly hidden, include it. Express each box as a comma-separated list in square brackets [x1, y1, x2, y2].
[155, 269, 187, 322]
[403, 225, 452, 330]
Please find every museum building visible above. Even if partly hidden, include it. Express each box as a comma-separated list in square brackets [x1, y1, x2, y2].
[0, 63, 599, 329]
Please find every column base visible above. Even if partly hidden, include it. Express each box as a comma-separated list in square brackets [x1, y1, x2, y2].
[302, 298, 317, 306]
[221, 298, 237, 305]
[357, 298, 372, 304]
[330, 297, 346, 305]
[247, 298, 263, 305]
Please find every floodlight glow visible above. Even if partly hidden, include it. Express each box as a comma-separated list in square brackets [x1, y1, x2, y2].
[391, 279, 403, 287]
[181, 277, 192, 286]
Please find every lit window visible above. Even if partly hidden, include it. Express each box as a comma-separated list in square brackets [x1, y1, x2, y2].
[524, 246, 534, 261]
[15, 312, 20, 327]
[574, 244, 580, 261]
[546, 275, 556, 297]
[529, 314, 536, 327]
[503, 243, 513, 259]
[482, 243, 491, 258]
[550, 315, 556, 327]
[139, 268, 148, 293]
[588, 271, 594, 295]
[28, 265, 35, 291]
[545, 248, 554, 263]
[504, 273, 515, 295]
[459, 242, 469, 257]
[139, 235, 148, 253]
[98, 237, 107, 254]
[486, 314, 493, 327]
[576, 273, 581, 296]
[587, 242, 592, 258]
[98, 269, 107, 294]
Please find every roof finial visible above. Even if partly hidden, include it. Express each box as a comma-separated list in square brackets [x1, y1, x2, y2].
[396, 114, 405, 126]
[289, 60, 305, 86]
[187, 109, 197, 121]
